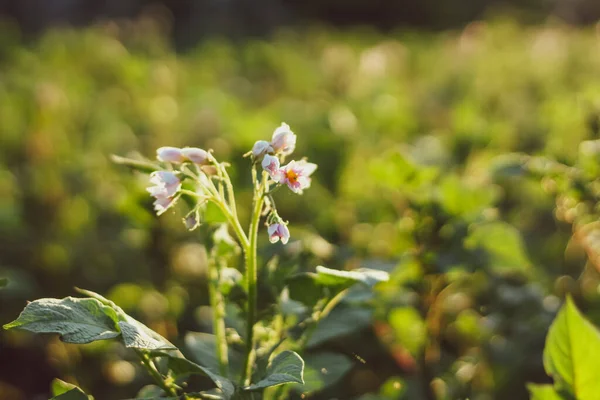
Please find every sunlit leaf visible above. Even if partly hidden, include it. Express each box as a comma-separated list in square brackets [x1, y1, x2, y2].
[3, 297, 120, 344]
[527, 384, 566, 400]
[118, 319, 177, 350]
[543, 297, 600, 399]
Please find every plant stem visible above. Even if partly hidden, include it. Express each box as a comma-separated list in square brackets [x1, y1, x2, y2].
[208, 258, 230, 377]
[211, 199, 249, 249]
[136, 350, 178, 397]
[240, 170, 267, 386]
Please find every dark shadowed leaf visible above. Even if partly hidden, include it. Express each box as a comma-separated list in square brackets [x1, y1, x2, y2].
[308, 306, 372, 347]
[153, 352, 235, 399]
[295, 352, 353, 394]
[245, 351, 304, 391]
[185, 332, 244, 378]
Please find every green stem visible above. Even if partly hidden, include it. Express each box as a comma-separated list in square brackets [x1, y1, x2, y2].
[208, 258, 230, 377]
[240, 170, 267, 386]
[210, 198, 249, 249]
[136, 350, 178, 397]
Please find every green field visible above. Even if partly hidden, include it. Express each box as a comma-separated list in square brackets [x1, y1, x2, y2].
[2, 18, 600, 399]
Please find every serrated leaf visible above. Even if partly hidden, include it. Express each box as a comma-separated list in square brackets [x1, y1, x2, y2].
[153, 352, 235, 399]
[543, 297, 600, 399]
[119, 319, 177, 350]
[245, 351, 304, 391]
[50, 387, 89, 400]
[527, 384, 566, 400]
[3, 297, 120, 344]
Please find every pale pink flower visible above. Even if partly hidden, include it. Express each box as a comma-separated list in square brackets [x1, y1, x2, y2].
[157, 147, 185, 163]
[262, 154, 282, 181]
[279, 160, 317, 194]
[252, 140, 273, 158]
[147, 171, 181, 215]
[271, 123, 296, 156]
[268, 223, 290, 244]
[181, 147, 209, 165]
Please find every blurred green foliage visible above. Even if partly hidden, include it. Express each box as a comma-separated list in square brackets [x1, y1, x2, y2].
[2, 16, 600, 400]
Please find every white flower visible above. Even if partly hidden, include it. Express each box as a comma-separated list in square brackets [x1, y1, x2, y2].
[147, 171, 181, 215]
[261, 154, 283, 181]
[271, 123, 296, 156]
[279, 160, 317, 194]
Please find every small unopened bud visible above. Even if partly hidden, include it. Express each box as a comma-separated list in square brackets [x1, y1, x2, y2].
[182, 147, 210, 165]
[184, 209, 201, 231]
[157, 147, 185, 163]
[268, 223, 290, 244]
[252, 140, 273, 158]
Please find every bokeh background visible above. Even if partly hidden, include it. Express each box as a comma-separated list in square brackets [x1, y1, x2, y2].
[2, 1, 600, 399]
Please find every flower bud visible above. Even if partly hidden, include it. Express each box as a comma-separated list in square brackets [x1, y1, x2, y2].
[157, 147, 185, 163]
[271, 123, 296, 156]
[252, 140, 273, 158]
[268, 223, 290, 244]
[181, 147, 209, 165]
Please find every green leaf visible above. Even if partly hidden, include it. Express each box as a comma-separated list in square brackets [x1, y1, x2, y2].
[3, 297, 120, 344]
[307, 306, 372, 347]
[74, 288, 176, 351]
[295, 352, 353, 394]
[185, 332, 244, 378]
[51, 379, 80, 396]
[245, 351, 305, 391]
[153, 352, 235, 399]
[0, 278, 7, 288]
[389, 307, 427, 357]
[465, 222, 531, 274]
[50, 387, 89, 400]
[543, 297, 600, 398]
[527, 384, 566, 400]
[286, 266, 389, 307]
[314, 266, 389, 287]
[118, 319, 177, 350]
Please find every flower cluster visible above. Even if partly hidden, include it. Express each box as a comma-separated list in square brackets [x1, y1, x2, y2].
[144, 123, 316, 245]
[251, 122, 318, 244]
